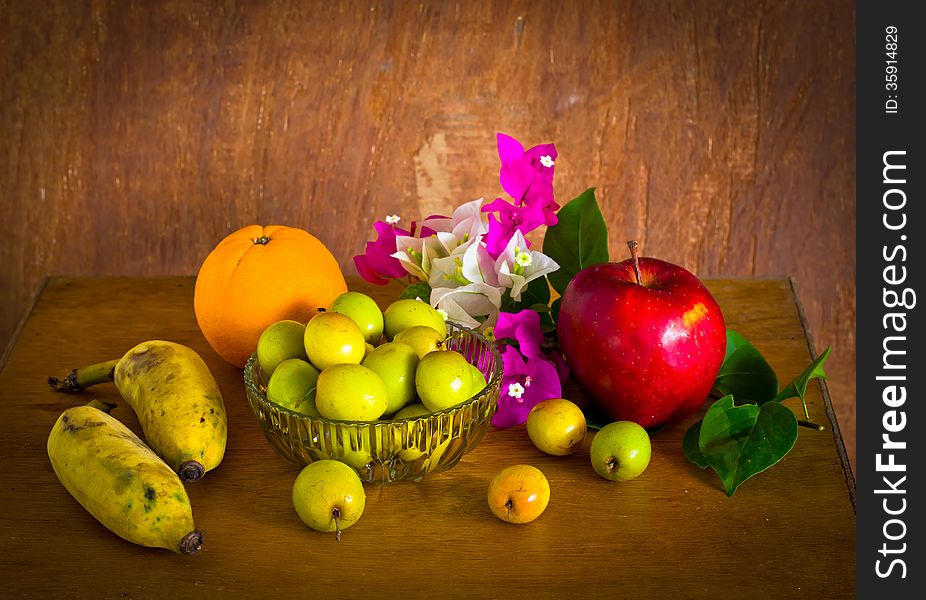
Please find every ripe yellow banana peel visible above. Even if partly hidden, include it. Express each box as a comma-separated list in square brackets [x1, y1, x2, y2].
[47, 401, 203, 554]
[49, 340, 227, 482]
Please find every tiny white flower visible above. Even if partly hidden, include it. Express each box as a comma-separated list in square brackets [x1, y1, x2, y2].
[540, 155, 555, 168]
[508, 382, 525, 399]
[385, 214, 401, 225]
[436, 308, 449, 321]
[514, 250, 532, 268]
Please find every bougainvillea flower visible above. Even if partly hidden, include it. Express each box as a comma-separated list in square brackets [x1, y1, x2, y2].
[494, 309, 544, 360]
[420, 198, 487, 242]
[394, 199, 488, 281]
[354, 220, 411, 285]
[492, 345, 562, 428]
[460, 235, 500, 287]
[392, 234, 445, 282]
[430, 282, 502, 330]
[494, 230, 559, 301]
[481, 197, 547, 258]
[496, 132, 558, 202]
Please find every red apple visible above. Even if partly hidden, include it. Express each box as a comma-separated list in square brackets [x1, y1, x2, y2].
[556, 246, 726, 429]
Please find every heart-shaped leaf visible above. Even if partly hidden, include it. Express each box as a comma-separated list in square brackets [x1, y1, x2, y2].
[724, 329, 751, 363]
[682, 420, 709, 469]
[542, 188, 610, 296]
[712, 343, 778, 405]
[773, 347, 832, 418]
[698, 396, 798, 496]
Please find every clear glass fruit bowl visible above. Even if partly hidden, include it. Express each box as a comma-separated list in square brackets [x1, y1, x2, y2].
[243, 323, 502, 484]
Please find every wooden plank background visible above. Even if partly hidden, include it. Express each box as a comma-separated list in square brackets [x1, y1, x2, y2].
[0, 1, 856, 468]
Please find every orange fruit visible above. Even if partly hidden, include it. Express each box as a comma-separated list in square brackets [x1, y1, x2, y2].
[194, 225, 347, 368]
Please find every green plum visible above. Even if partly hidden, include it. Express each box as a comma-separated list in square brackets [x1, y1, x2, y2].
[394, 325, 445, 358]
[393, 402, 430, 420]
[590, 421, 652, 481]
[257, 320, 308, 378]
[468, 364, 488, 395]
[339, 426, 373, 470]
[267, 358, 321, 417]
[415, 350, 472, 412]
[383, 298, 446, 340]
[361, 341, 419, 415]
[330, 291, 384, 345]
[315, 363, 389, 421]
[304, 312, 366, 371]
[292, 460, 366, 539]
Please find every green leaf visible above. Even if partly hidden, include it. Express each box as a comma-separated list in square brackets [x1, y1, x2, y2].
[542, 188, 610, 295]
[698, 396, 798, 496]
[682, 420, 709, 469]
[517, 275, 551, 310]
[399, 281, 432, 301]
[772, 347, 832, 418]
[724, 329, 751, 363]
[713, 343, 778, 405]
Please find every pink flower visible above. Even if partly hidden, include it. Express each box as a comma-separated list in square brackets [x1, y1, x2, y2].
[492, 346, 562, 428]
[491, 309, 564, 428]
[494, 310, 544, 359]
[353, 221, 411, 285]
[495, 133, 560, 224]
[481, 197, 546, 259]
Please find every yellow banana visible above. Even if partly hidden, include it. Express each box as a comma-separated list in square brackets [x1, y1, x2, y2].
[47, 401, 204, 554]
[49, 340, 227, 482]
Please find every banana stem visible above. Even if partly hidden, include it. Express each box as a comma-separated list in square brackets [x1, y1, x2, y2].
[48, 359, 120, 393]
[87, 399, 117, 414]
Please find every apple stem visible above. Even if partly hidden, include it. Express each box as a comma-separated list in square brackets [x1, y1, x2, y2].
[606, 457, 618, 473]
[332, 508, 342, 542]
[798, 419, 825, 431]
[626, 240, 643, 285]
[505, 498, 513, 520]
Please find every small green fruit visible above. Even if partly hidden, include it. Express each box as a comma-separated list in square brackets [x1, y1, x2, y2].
[415, 350, 472, 412]
[589, 421, 652, 481]
[257, 320, 308, 378]
[361, 342, 419, 415]
[315, 363, 389, 421]
[292, 460, 366, 538]
[526, 398, 586, 456]
[267, 358, 321, 417]
[330, 291, 384, 345]
[468, 364, 488, 396]
[394, 325, 445, 358]
[383, 298, 446, 340]
[393, 402, 431, 420]
[304, 312, 366, 371]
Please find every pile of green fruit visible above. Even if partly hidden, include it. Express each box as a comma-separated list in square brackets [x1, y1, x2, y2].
[257, 293, 488, 424]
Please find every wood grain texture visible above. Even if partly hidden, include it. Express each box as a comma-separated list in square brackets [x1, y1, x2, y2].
[0, 277, 854, 598]
[0, 1, 857, 471]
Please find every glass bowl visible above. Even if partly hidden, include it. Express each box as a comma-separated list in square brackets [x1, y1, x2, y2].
[244, 323, 502, 484]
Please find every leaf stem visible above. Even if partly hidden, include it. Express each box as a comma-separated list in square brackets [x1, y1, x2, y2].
[798, 419, 825, 431]
[626, 240, 643, 285]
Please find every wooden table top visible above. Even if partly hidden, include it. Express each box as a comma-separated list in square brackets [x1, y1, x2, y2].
[0, 276, 855, 599]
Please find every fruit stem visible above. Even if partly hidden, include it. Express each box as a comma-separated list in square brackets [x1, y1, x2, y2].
[253, 236, 271, 245]
[798, 419, 825, 431]
[48, 359, 120, 392]
[179, 530, 204, 555]
[626, 240, 643, 285]
[333, 508, 342, 542]
[87, 399, 117, 414]
[179, 460, 206, 483]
